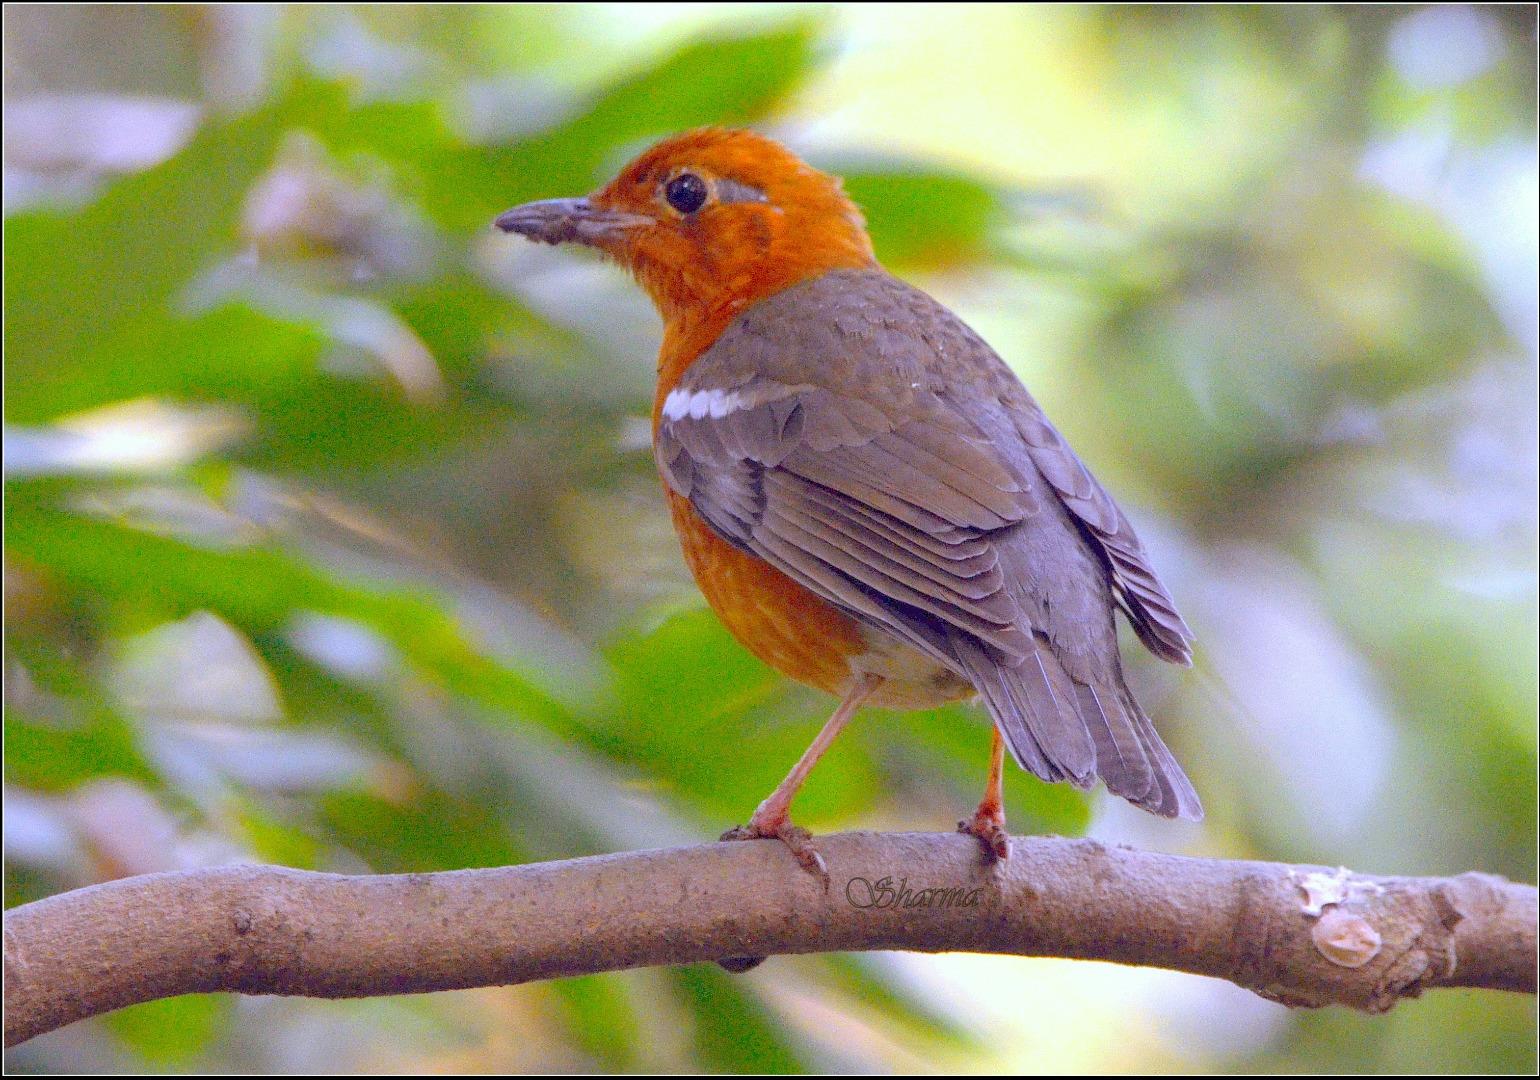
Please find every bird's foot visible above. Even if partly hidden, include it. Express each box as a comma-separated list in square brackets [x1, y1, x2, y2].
[958, 809, 1011, 862]
[716, 819, 827, 974]
[720, 820, 829, 887]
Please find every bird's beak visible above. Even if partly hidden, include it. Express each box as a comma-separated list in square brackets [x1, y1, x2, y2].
[493, 197, 650, 248]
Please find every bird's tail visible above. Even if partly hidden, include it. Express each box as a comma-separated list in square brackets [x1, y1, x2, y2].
[950, 634, 1202, 820]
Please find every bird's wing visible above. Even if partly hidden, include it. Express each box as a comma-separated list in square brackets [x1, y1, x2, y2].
[1006, 401, 1194, 664]
[660, 373, 1034, 657]
[656, 269, 1198, 817]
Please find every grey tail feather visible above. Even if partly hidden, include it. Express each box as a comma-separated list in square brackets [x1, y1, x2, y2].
[1077, 678, 1202, 820]
[951, 634, 1202, 821]
[951, 634, 1095, 788]
[1074, 680, 1156, 806]
[1123, 686, 1203, 820]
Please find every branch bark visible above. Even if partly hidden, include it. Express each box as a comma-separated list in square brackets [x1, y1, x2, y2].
[5, 831, 1535, 1046]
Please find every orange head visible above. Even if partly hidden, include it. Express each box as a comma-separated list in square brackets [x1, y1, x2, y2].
[495, 128, 876, 325]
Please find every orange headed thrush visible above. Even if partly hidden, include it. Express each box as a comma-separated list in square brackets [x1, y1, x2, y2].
[496, 128, 1200, 872]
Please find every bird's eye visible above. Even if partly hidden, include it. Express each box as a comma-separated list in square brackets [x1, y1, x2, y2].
[664, 173, 709, 215]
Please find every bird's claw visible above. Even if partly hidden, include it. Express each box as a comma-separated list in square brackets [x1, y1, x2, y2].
[958, 814, 1011, 862]
[720, 821, 829, 888]
[716, 820, 827, 973]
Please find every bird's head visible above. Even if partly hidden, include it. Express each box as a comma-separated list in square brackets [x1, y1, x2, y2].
[495, 128, 876, 322]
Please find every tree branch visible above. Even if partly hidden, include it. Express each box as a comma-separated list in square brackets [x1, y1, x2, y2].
[5, 831, 1534, 1046]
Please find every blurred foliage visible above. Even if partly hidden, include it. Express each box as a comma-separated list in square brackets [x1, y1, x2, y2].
[4, 3, 1536, 1074]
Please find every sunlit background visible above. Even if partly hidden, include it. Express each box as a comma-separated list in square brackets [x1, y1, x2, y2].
[4, 4, 1536, 1073]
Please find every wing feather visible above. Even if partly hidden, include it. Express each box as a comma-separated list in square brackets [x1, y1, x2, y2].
[1013, 409, 1195, 664]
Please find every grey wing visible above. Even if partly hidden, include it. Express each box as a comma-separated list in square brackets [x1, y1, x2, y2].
[658, 376, 1034, 661]
[1009, 400, 1195, 665]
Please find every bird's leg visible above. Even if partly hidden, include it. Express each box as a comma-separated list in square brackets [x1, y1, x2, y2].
[958, 724, 1011, 860]
[721, 671, 884, 881]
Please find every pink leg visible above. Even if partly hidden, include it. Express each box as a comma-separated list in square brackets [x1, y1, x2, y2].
[958, 725, 1011, 860]
[722, 671, 884, 879]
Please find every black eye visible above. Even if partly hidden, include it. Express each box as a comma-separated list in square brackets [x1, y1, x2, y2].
[664, 173, 708, 214]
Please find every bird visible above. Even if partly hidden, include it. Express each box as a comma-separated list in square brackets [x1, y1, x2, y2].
[495, 127, 1200, 875]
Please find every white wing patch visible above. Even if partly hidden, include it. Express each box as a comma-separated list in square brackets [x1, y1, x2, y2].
[660, 382, 815, 423]
[661, 387, 746, 421]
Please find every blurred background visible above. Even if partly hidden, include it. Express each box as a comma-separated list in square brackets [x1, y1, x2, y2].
[3, 3, 1535, 1073]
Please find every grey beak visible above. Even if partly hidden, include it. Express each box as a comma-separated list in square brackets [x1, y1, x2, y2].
[493, 197, 649, 247]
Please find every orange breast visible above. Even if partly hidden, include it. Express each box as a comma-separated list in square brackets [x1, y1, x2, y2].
[666, 488, 867, 697]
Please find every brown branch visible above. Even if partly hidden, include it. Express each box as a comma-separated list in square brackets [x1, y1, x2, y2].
[5, 832, 1535, 1046]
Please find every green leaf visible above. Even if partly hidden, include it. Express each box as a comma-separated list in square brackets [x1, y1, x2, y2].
[837, 166, 1007, 268]
[319, 788, 527, 872]
[2, 635, 159, 791]
[669, 964, 808, 1074]
[4, 499, 572, 732]
[103, 994, 229, 1068]
[231, 796, 325, 870]
[3, 709, 157, 792]
[3, 304, 326, 426]
[547, 974, 643, 1070]
[4, 88, 342, 379]
[405, 21, 824, 234]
